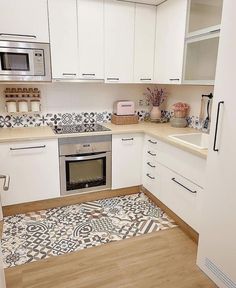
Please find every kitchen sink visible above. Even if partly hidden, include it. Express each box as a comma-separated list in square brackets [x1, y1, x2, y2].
[168, 133, 209, 150]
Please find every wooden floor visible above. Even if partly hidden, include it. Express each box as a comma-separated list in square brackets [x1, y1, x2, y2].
[5, 228, 217, 288]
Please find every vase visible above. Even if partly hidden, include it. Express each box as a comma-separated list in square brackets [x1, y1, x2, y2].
[150, 106, 161, 121]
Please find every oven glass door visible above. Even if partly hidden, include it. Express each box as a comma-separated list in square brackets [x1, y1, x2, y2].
[65, 153, 107, 192]
[0, 48, 34, 75]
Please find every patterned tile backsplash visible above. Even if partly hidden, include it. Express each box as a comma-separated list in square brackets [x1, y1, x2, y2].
[0, 110, 202, 129]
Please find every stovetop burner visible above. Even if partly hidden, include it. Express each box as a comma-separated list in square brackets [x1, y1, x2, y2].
[53, 124, 111, 134]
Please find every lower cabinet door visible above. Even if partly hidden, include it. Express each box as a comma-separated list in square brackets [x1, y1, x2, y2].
[160, 166, 202, 232]
[0, 139, 60, 205]
[112, 134, 143, 189]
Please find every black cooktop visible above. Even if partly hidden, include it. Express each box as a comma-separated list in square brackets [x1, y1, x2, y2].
[53, 124, 111, 134]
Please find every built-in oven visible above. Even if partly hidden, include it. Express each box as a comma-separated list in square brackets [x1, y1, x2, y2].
[59, 135, 112, 196]
[0, 41, 51, 81]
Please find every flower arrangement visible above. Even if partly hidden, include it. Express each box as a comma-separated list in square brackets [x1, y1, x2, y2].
[144, 87, 167, 107]
[172, 102, 190, 118]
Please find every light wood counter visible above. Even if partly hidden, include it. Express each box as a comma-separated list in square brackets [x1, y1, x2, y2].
[0, 122, 208, 159]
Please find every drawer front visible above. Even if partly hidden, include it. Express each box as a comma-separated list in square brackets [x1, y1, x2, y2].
[160, 166, 202, 231]
[143, 159, 161, 198]
[145, 148, 158, 162]
[145, 135, 159, 150]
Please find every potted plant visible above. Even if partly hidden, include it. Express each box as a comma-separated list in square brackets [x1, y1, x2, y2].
[144, 87, 167, 121]
[172, 102, 190, 118]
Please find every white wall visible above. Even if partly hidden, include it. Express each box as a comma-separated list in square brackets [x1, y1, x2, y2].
[0, 83, 214, 117]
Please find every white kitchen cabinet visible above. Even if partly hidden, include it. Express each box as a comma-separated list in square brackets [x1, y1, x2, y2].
[187, 0, 223, 37]
[77, 0, 104, 80]
[134, 4, 156, 83]
[160, 165, 202, 232]
[48, 0, 79, 79]
[0, 139, 60, 206]
[154, 0, 188, 84]
[0, 0, 49, 43]
[183, 32, 220, 85]
[104, 0, 135, 83]
[112, 134, 143, 189]
[142, 134, 206, 231]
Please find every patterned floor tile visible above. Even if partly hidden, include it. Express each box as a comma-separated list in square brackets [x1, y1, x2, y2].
[1, 193, 177, 268]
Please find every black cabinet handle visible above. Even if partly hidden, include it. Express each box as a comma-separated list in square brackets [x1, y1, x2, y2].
[169, 78, 180, 81]
[146, 173, 155, 180]
[140, 78, 152, 81]
[171, 178, 197, 194]
[148, 151, 156, 156]
[213, 101, 224, 152]
[10, 145, 46, 151]
[122, 138, 134, 141]
[107, 77, 119, 81]
[148, 139, 157, 145]
[147, 162, 156, 168]
[62, 73, 76, 76]
[82, 73, 95, 76]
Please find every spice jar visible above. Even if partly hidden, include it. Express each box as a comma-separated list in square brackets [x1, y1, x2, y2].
[18, 100, 28, 112]
[6, 100, 17, 113]
[30, 100, 40, 112]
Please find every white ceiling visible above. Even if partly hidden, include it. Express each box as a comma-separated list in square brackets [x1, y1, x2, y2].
[117, 0, 165, 6]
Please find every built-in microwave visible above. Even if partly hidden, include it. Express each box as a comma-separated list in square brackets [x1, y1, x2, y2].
[0, 41, 51, 82]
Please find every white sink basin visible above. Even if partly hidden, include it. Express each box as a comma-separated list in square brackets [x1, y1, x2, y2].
[169, 133, 209, 150]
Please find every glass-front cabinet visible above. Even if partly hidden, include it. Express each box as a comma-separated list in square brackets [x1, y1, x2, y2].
[187, 0, 223, 36]
[183, 0, 223, 84]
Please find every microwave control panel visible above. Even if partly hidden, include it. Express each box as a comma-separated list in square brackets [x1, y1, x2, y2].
[33, 50, 45, 76]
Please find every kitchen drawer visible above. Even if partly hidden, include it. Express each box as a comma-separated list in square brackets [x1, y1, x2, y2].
[160, 166, 202, 231]
[145, 135, 159, 150]
[143, 159, 161, 198]
[144, 148, 158, 163]
[156, 140, 206, 187]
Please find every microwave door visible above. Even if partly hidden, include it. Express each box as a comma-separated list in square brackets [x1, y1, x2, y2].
[0, 48, 34, 76]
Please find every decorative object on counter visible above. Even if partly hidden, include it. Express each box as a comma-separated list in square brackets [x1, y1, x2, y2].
[170, 102, 190, 128]
[144, 87, 167, 121]
[200, 93, 213, 132]
[113, 101, 135, 116]
[111, 114, 138, 125]
[4, 88, 41, 114]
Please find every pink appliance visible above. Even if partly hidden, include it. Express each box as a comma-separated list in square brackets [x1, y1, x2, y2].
[113, 101, 135, 116]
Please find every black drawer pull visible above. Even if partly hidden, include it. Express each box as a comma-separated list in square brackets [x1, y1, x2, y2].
[82, 73, 95, 76]
[169, 78, 180, 81]
[122, 138, 134, 141]
[107, 77, 119, 81]
[147, 162, 156, 168]
[10, 145, 46, 151]
[171, 178, 197, 194]
[140, 78, 152, 81]
[213, 101, 224, 152]
[148, 151, 156, 156]
[62, 73, 76, 76]
[148, 139, 157, 145]
[146, 174, 155, 180]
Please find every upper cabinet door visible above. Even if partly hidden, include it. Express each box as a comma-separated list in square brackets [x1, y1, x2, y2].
[104, 0, 135, 83]
[0, 0, 49, 43]
[154, 0, 188, 84]
[134, 4, 156, 83]
[48, 0, 79, 79]
[77, 0, 104, 80]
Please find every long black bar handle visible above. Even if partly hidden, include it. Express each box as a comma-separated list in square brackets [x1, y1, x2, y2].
[171, 178, 197, 194]
[213, 101, 224, 152]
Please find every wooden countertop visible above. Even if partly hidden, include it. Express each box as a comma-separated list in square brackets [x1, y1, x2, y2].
[0, 122, 208, 159]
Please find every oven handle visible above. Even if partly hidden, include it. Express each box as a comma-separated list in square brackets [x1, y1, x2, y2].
[64, 153, 108, 161]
